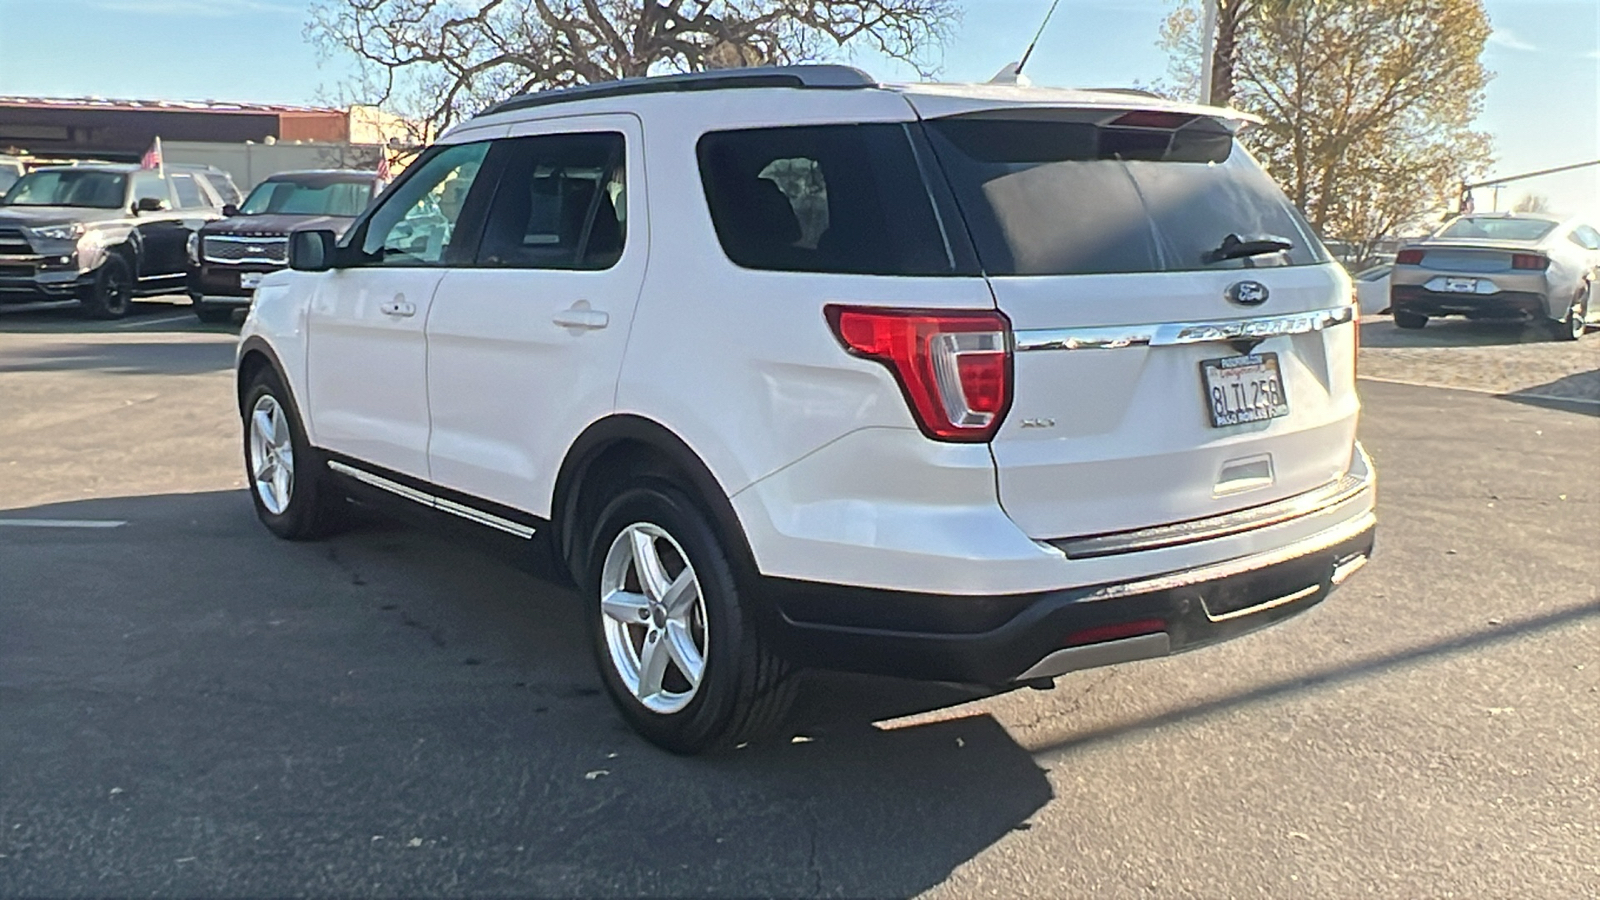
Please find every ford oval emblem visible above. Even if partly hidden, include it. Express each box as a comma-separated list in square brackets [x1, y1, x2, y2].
[1227, 281, 1270, 307]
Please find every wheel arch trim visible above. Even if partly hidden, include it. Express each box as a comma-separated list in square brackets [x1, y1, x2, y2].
[552, 414, 756, 583]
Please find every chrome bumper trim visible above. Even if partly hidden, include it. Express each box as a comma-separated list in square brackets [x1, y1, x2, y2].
[1015, 632, 1171, 681]
[326, 460, 536, 539]
[1014, 304, 1356, 352]
[1077, 510, 1376, 604]
[1053, 469, 1373, 560]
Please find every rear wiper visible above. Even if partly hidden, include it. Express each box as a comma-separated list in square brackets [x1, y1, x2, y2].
[1204, 233, 1293, 264]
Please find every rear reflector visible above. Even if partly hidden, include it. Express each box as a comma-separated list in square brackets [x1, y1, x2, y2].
[1063, 619, 1167, 648]
[826, 305, 1012, 442]
[1511, 253, 1549, 270]
[1395, 249, 1424, 265]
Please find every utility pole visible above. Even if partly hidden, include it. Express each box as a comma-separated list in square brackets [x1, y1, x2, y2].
[1198, 0, 1219, 105]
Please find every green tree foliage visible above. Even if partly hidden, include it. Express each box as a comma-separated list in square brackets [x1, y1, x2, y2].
[1159, 0, 1494, 265]
[308, 0, 958, 132]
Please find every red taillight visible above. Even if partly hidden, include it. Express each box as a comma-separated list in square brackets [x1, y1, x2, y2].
[1395, 249, 1425, 265]
[825, 305, 1012, 442]
[1512, 253, 1549, 270]
[1063, 619, 1166, 647]
[1109, 110, 1195, 129]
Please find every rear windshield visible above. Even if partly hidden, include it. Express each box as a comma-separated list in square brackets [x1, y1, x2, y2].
[923, 112, 1328, 276]
[240, 178, 373, 217]
[697, 123, 976, 276]
[1437, 217, 1557, 242]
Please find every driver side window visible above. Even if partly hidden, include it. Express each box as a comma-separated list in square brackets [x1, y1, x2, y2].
[361, 142, 490, 266]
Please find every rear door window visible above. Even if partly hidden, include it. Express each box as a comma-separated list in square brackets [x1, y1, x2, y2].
[923, 112, 1327, 276]
[476, 132, 626, 270]
[697, 124, 976, 276]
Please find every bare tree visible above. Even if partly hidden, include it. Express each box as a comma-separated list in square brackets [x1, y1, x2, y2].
[308, 0, 958, 133]
[1512, 193, 1551, 214]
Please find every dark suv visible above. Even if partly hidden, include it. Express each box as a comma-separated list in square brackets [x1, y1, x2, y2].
[0, 163, 239, 318]
[188, 170, 382, 323]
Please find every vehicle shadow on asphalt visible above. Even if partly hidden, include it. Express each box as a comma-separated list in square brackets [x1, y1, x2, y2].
[0, 490, 1051, 898]
[1499, 368, 1600, 416]
[1027, 598, 1600, 760]
[0, 340, 234, 375]
[1359, 317, 1557, 349]
[0, 299, 226, 335]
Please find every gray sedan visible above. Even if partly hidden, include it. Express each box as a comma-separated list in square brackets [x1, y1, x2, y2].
[1389, 213, 1600, 340]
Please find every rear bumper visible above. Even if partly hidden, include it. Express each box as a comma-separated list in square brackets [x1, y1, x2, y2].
[762, 510, 1374, 685]
[1390, 284, 1552, 320]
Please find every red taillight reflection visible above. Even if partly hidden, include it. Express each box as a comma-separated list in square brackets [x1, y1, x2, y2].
[1511, 253, 1549, 270]
[826, 305, 1013, 442]
[1063, 619, 1166, 647]
[1395, 249, 1425, 265]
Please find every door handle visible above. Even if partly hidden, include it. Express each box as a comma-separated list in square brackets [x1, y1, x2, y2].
[552, 304, 609, 330]
[380, 298, 416, 318]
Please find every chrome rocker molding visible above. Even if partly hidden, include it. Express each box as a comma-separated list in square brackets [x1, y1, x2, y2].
[1053, 468, 1372, 560]
[1014, 304, 1357, 353]
[326, 460, 537, 539]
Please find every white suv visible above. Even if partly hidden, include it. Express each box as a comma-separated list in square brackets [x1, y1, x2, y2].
[238, 66, 1375, 754]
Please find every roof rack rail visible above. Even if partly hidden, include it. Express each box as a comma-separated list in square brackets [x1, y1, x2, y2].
[1085, 87, 1166, 99]
[478, 65, 877, 118]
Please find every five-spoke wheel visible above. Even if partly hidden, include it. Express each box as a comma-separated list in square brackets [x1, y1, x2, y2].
[599, 523, 709, 714]
[249, 394, 295, 515]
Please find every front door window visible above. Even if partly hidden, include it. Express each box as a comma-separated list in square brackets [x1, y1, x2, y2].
[360, 142, 490, 266]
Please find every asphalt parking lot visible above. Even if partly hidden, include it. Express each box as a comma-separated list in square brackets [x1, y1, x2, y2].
[2, 301, 1597, 898]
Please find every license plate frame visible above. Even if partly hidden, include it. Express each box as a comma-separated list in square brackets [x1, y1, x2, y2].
[240, 272, 264, 290]
[1443, 277, 1478, 293]
[1200, 352, 1290, 428]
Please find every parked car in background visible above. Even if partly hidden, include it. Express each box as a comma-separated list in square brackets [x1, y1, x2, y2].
[239, 65, 1374, 754]
[188, 169, 382, 323]
[0, 155, 24, 200]
[1353, 263, 1392, 317]
[1389, 213, 1600, 340]
[0, 162, 238, 318]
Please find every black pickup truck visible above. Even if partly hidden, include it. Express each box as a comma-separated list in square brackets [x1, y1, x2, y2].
[0, 163, 239, 318]
[188, 170, 381, 323]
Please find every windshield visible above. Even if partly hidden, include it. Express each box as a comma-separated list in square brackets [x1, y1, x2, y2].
[239, 179, 372, 217]
[1, 170, 127, 208]
[923, 113, 1328, 276]
[1437, 217, 1558, 242]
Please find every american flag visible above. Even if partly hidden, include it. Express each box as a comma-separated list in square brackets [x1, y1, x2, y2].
[140, 136, 164, 175]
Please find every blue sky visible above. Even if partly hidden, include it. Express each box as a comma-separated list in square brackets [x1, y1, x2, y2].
[1, 0, 1596, 216]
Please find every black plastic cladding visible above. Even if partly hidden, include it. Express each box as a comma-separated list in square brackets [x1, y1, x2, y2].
[477, 65, 878, 118]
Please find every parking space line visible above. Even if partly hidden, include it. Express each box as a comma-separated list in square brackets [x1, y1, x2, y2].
[115, 313, 196, 329]
[0, 518, 128, 528]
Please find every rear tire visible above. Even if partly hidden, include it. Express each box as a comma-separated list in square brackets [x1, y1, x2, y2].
[193, 301, 235, 324]
[587, 480, 794, 754]
[242, 367, 345, 540]
[1551, 288, 1589, 342]
[80, 255, 133, 320]
[1393, 311, 1428, 330]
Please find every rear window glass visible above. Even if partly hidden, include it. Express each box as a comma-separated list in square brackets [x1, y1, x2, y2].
[924, 113, 1328, 276]
[1438, 217, 1558, 242]
[697, 124, 976, 276]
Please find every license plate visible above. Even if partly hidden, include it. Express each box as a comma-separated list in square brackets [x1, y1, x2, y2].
[1444, 277, 1478, 293]
[240, 272, 263, 289]
[1201, 352, 1290, 427]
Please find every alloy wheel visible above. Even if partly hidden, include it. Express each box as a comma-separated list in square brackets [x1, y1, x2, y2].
[598, 522, 709, 715]
[248, 394, 295, 515]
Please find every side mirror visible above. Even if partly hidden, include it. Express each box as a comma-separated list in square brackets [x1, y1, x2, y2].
[289, 229, 340, 272]
[221, 203, 239, 217]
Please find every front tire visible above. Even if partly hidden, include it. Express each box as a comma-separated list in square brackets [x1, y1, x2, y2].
[1393, 310, 1428, 330]
[80, 255, 133, 320]
[242, 368, 343, 540]
[587, 481, 794, 754]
